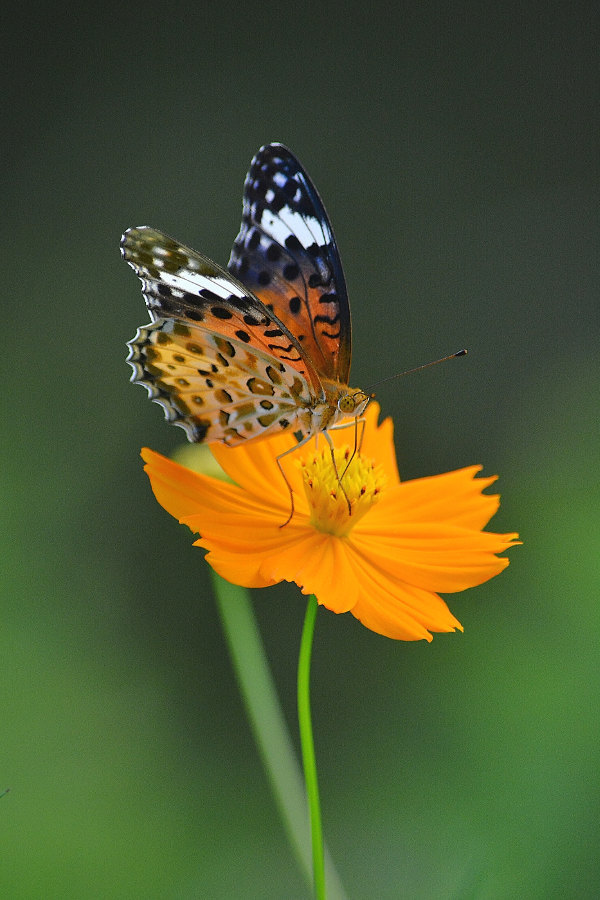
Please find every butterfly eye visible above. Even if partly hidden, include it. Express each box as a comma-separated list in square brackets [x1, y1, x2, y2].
[338, 394, 358, 414]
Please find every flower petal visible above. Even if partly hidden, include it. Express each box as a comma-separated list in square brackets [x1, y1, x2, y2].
[360, 466, 507, 533]
[141, 447, 247, 520]
[142, 448, 331, 590]
[351, 525, 518, 592]
[142, 446, 299, 542]
[212, 432, 307, 502]
[342, 540, 464, 640]
[361, 403, 399, 483]
[258, 534, 360, 614]
[197, 546, 275, 589]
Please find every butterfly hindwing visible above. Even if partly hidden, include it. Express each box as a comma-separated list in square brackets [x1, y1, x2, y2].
[127, 316, 312, 446]
[228, 143, 351, 385]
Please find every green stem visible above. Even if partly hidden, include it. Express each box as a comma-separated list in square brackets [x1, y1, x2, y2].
[211, 573, 345, 900]
[297, 594, 326, 900]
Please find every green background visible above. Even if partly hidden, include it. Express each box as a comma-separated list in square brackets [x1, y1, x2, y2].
[4, 2, 598, 897]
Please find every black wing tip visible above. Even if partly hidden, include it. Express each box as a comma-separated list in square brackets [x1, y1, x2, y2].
[258, 141, 290, 152]
[255, 142, 297, 164]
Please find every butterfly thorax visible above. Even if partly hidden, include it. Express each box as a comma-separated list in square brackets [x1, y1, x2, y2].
[301, 382, 369, 438]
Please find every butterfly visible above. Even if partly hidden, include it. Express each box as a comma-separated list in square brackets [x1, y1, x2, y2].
[122, 143, 371, 512]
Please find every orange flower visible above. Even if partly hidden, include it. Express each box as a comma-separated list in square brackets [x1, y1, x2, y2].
[141, 403, 519, 641]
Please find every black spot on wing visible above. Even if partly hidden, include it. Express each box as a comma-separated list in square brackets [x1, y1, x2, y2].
[283, 263, 300, 280]
[211, 306, 233, 319]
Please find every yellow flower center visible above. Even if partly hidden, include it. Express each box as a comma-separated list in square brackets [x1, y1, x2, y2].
[298, 445, 386, 537]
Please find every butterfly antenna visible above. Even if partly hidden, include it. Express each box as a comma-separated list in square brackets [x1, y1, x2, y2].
[365, 349, 467, 392]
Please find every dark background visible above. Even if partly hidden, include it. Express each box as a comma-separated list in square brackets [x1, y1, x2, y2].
[3, 2, 598, 897]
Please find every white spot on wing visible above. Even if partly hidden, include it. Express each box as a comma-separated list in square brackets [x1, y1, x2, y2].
[261, 208, 327, 250]
[212, 276, 246, 297]
[155, 270, 248, 300]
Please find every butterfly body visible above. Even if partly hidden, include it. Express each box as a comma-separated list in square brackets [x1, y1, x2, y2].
[123, 144, 368, 451]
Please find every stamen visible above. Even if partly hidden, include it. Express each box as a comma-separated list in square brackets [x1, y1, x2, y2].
[298, 445, 386, 536]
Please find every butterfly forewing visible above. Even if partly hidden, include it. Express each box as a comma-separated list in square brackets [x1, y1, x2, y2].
[228, 144, 351, 385]
[122, 225, 324, 380]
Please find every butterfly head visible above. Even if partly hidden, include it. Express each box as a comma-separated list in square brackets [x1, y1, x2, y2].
[337, 389, 372, 419]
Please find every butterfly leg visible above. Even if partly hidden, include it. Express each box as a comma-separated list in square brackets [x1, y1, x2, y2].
[276, 433, 313, 528]
[275, 418, 366, 526]
[328, 416, 367, 484]
[322, 430, 353, 515]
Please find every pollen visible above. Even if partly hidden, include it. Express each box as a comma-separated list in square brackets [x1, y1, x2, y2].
[298, 445, 386, 537]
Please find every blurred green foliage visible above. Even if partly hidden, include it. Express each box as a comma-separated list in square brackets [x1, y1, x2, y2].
[3, 2, 598, 897]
